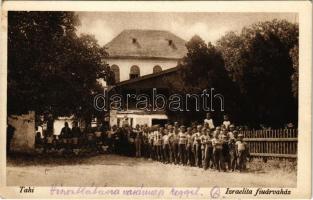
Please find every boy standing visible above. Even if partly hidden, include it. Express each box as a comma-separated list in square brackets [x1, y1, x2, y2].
[154, 125, 162, 161]
[203, 129, 214, 170]
[204, 113, 215, 130]
[186, 127, 194, 166]
[162, 129, 170, 163]
[236, 134, 248, 172]
[200, 128, 207, 168]
[227, 124, 236, 139]
[193, 125, 202, 168]
[222, 114, 231, 130]
[148, 128, 155, 160]
[171, 126, 179, 164]
[228, 138, 237, 171]
[178, 126, 187, 165]
[212, 132, 224, 171]
[134, 125, 143, 158]
[221, 134, 230, 171]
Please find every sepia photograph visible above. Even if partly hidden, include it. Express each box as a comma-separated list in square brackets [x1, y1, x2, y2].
[1, 1, 312, 199]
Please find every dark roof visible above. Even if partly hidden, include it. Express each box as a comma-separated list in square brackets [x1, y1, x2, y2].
[115, 67, 179, 87]
[105, 29, 187, 59]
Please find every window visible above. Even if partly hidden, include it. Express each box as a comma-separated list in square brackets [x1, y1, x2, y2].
[111, 65, 120, 82]
[153, 65, 162, 73]
[130, 65, 140, 79]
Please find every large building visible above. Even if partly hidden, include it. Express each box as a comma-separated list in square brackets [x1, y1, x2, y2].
[106, 29, 187, 127]
[105, 29, 187, 82]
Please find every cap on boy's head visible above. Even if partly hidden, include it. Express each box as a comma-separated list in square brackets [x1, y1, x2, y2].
[238, 133, 244, 137]
[230, 124, 235, 128]
[216, 126, 221, 130]
[197, 125, 202, 129]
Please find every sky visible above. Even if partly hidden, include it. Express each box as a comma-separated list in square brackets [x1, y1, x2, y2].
[76, 12, 298, 46]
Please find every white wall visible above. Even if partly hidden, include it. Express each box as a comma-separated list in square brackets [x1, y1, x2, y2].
[107, 58, 179, 82]
[110, 110, 168, 127]
[8, 111, 35, 153]
[53, 118, 73, 135]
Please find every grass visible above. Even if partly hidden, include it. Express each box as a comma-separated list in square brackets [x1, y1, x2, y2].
[247, 158, 297, 174]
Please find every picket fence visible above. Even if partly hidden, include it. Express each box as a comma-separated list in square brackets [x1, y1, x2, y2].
[240, 129, 298, 159]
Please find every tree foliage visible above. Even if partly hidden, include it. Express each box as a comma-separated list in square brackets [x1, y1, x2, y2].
[8, 11, 114, 120]
[167, 35, 241, 125]
[216, 19, 298, 127]
[168, 19, 299, 128]
[289, 44, 299, 98]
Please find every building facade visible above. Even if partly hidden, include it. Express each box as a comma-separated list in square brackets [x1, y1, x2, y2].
[109, 67, 180, 128]
[105, 29, 187, 82]
[105, 29, 187, 127]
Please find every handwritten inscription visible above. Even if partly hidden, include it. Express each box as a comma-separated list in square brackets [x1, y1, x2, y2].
[210, 186, 220, 198]
[170, 187, 200, 198]
[47, 186, 292, 197]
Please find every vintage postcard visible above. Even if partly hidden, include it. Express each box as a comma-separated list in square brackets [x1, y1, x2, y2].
[0, 1, 312, 199]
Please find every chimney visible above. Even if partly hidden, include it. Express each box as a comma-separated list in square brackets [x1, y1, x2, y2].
[168, 39, 177, 49]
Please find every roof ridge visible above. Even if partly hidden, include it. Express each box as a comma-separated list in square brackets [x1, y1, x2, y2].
[122, 29, 172, 32]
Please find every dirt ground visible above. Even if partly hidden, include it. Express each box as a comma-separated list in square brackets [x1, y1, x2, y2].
[6, 154, 297, 187]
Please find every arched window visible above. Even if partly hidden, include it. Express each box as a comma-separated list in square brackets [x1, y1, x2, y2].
[153, 65, 162, 73]
[129, 65, 140, 79]
[111, 65, 120, 82]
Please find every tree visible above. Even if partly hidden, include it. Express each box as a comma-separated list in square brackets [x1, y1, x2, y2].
[8, 12, 113, 123]
[166, 35, 241, 125]
[289, 44, 299, 98]
[217, 19, 299, 127]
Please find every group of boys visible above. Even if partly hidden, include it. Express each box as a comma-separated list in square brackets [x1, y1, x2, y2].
[119, 113, 249, 172]
[34, 113, 249, 171]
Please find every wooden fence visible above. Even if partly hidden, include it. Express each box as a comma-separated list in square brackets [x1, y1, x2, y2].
[240, 129, 298, 159]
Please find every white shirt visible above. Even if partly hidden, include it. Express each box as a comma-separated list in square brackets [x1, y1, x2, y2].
[223, 120, 231, 129]
[228, 131, 235, 139]
[236, 140, 246, 151]
[163, 135, 170, 145]
[204, 119, 215, 129]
